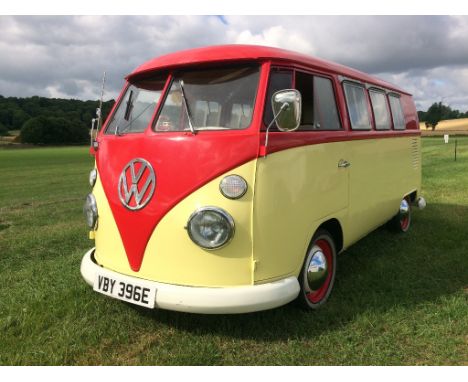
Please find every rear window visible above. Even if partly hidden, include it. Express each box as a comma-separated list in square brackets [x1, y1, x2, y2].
[343, 83, 372, 130]
[389, 95, 406, 130]
[369, 90, 391, 130]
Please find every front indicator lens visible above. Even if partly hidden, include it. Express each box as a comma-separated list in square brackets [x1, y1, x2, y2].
[219, 175, 247, 199]
[83, 193, 98, 229]
[187, 207, 235, 250]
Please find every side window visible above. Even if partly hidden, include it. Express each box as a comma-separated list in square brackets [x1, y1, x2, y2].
[295, 72, 342, 131]
[263, 69, 293, 128]
[388, 95, 405, 130]
[369, 90, 391, 130]
[343, 83, 372, 130]
[314, 76, 341, 130]
[295, 71, 314, 129]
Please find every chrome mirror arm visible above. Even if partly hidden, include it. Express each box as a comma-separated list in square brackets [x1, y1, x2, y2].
[263, 102, 288, 157]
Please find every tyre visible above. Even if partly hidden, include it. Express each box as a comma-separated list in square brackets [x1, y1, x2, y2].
[390, 197, 411, 233]
[297, 229, 337, 310]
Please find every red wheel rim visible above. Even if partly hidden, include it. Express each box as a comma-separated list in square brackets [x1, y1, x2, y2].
[306, 239, 333, 304]
[400, 214, 410, 230]
[400, 199, 410, 231]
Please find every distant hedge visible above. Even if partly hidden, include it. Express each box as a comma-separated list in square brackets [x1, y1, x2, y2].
[21, 116, 89, 144]
[0, 95, 114, 132]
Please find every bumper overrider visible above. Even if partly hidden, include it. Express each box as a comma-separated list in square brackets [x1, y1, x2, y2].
[80, 248, 300, 314]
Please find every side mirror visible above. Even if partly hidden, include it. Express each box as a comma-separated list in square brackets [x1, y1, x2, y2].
[271, 89, 302, 132]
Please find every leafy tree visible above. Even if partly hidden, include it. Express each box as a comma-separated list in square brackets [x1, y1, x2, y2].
[12, 109, 30, 130]
[21, 116, 89, 144]
[0, 95, 115, 133]
[417, 110, 427, 123]
[0, 109, 11, 128]
[20, 117, 44, 143]
[425, 102, 450, 130]
[0, 122, 9, 136]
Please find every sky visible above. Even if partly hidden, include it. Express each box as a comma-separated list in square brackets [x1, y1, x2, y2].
[1, 15, 468, 112]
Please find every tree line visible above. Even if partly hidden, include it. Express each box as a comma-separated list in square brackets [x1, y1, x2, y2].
[1, 96, 467, 143]
[418, 102, 468, 130]
[0, 95, 114, 144]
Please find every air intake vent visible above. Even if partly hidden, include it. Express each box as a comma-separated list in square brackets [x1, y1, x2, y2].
[411, 137, 420, 169]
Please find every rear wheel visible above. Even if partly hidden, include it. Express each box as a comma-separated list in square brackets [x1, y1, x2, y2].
[391, 197, 411, 233]
[297, 229, 337, 310]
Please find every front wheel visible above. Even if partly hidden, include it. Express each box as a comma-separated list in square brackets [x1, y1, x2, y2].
[297, 229, 337, 310]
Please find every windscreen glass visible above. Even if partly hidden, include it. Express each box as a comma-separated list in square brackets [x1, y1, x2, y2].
[155, 65, 259, 132]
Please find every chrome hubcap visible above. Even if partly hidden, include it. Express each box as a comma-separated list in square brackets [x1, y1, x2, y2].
[399, 199, 410, 217]
[306, 246, 328, 291]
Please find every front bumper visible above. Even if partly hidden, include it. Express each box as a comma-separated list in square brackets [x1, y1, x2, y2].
[80, 248, 300, 314]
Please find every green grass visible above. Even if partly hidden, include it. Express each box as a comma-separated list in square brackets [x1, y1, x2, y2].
[0, 140, 467, 365]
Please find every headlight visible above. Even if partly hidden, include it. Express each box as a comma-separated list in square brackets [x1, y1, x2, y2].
[83, 193, 98, 229]
[89, 168, 97, 187]
[187, 207, 235, 250]
[219, 175, 247, 199]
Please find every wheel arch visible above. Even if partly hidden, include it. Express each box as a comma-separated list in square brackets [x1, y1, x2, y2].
[317, 218, 344, 254]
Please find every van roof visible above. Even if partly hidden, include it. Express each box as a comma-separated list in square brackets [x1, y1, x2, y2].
[129, 44, 409, 95]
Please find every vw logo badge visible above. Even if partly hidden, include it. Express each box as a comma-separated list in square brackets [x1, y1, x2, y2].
[118, 158, 156, 211]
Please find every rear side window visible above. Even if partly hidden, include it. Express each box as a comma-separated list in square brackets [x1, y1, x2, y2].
[369, 90, 391, 130]
[343, 83, 372, 130]
[389, 95, 405, 130]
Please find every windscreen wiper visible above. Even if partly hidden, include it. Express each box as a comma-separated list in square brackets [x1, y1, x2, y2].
[115, 90, 134, 135]
[179, 79, 196, 135]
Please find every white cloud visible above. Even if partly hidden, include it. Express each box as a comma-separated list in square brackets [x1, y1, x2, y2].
[233, 25, 315, 55]
[0, 15, 468, 111]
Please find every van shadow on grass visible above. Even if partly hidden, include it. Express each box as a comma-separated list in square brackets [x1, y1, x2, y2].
[133, 203, 468, 341]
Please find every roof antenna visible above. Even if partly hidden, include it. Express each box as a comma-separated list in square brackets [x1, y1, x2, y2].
[91, 71, 106, 151]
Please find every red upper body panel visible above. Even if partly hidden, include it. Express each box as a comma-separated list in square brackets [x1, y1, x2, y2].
[128, 44, 410, 96]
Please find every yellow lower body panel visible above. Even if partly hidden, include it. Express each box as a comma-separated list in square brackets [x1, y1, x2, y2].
[252, 136, 421, 283]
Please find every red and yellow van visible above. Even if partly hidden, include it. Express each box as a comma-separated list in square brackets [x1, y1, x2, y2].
[81, 45, 426, 313]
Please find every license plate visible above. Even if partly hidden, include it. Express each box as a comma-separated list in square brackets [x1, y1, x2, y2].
[93, 269, 156, 308]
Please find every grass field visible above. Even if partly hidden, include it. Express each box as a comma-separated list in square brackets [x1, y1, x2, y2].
[0, 139, 467, 365]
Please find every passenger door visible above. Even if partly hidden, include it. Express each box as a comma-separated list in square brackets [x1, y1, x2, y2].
[253, 69, 349, 282]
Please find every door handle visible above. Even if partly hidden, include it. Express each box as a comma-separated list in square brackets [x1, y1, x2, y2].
[338, 159, 351, 168]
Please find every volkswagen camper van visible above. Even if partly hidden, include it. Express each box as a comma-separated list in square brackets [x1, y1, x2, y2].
[81, 45, 426, 313]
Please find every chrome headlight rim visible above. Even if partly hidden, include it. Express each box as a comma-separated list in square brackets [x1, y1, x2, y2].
[219, 175, 248, 200]
[187, 206, 235, 250]
[89, 168, 97, 187]
[84, 193, 98, 229]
